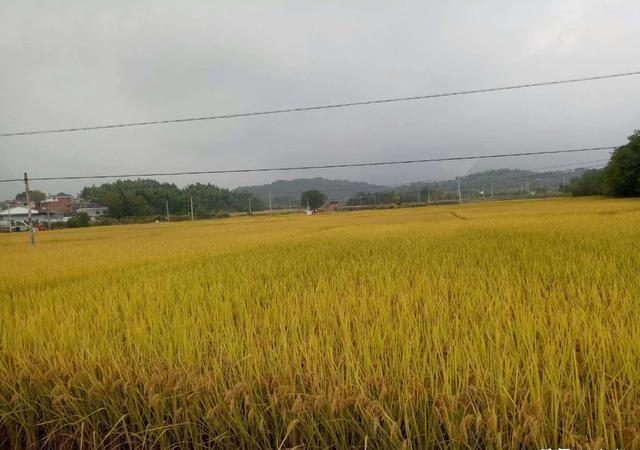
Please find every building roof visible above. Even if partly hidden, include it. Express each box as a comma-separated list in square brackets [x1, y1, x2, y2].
[54, 192, 73, 197]
[82, 202, 108, 209]
[0, 207, 40, 215]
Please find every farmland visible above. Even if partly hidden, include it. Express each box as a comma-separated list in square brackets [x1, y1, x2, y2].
[1, 198, 639, 449]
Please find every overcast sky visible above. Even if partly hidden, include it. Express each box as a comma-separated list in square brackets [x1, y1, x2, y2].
[1, 0, 639, 198]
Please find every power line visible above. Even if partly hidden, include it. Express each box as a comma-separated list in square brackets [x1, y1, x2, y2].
[248, 159, 608, 196]
[462, 161, 606, 189]
[344, 161, 608, 203]
[393, 158, 610, 190]
[2, 70, 639, 137]
[497, 158, 608, 172]
[258, 160, 607, 206]
[0, 145, 615, 184]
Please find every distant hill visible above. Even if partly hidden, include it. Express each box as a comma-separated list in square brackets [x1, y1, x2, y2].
[235, 167, 601, 208]
[235, 177, 386, 205]
[395, 167, 596, 195]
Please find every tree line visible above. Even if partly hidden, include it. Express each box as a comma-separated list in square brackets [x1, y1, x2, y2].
[10, 130, 638, 219]
[81, 180, 266, 218]
[570, 131, 640, 197]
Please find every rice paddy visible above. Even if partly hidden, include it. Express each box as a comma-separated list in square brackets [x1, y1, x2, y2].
[1, 197, 639, 449]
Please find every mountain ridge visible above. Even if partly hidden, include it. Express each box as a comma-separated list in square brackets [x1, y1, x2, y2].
[234, 165, 600, 207]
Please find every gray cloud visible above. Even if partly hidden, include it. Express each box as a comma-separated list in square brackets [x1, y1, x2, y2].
[1, 0, 639, 199]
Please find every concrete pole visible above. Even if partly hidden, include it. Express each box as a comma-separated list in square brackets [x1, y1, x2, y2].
[23, 172, 35, 245]
[165, 200, 169, 223]
[457, 177, 462, 204]
[190, 197, 194, 221]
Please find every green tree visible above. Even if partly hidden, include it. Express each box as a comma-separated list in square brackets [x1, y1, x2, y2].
[183, 183, 233, 216]
[346, 190, 400, 206]
[604, 130, 640, 197]
[67, 212, 90, 228]
[569, 169, 606, 196]
[300, 190, 326, 209]
[15, 190, 46, 202]
[81, 179, 186, 218]
[231, 191, 266, 214]
[81, 179, 266, 218]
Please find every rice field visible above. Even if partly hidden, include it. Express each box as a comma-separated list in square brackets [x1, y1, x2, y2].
[1, 197, 639, 449]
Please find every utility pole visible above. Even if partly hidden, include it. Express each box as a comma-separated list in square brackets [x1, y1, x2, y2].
[269, 192, 272, 212]
[427, 189, 431, 205]
[457, 177, 462, 204]
[47, 210, 51, 229]
[562, 174, 566, 192]
[190, 197, 194, 221]
[248, 198, 252, 215]
[417, 191, 420, 203]
[490, 184, 494, 197]
[7, 205, 11, 233]
[23, 172, 35, 245]
[165, 200, 169, 223]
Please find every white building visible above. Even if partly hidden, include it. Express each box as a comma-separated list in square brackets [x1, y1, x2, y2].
[0, 207, 41, 230]
[77, 203, 109, 219]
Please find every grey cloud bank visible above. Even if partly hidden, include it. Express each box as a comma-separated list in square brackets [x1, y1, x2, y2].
[1, 0, 639, 198]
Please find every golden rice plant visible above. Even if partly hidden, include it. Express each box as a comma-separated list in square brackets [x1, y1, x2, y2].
[1, 197, 639, 449]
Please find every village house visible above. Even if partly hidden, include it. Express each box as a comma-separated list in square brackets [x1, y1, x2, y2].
[77, 202, 109, 220]
[40, 192, 75, 214]
[0, 206, 42, 231]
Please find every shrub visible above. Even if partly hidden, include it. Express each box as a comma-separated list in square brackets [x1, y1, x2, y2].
[67, 212, 90, 228]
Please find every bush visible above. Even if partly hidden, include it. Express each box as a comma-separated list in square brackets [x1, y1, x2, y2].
[48, 221, 68, 230]
[569, 169, 606, 196]
[96, 218, 119, 226]
[67, 212, 90, 228]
